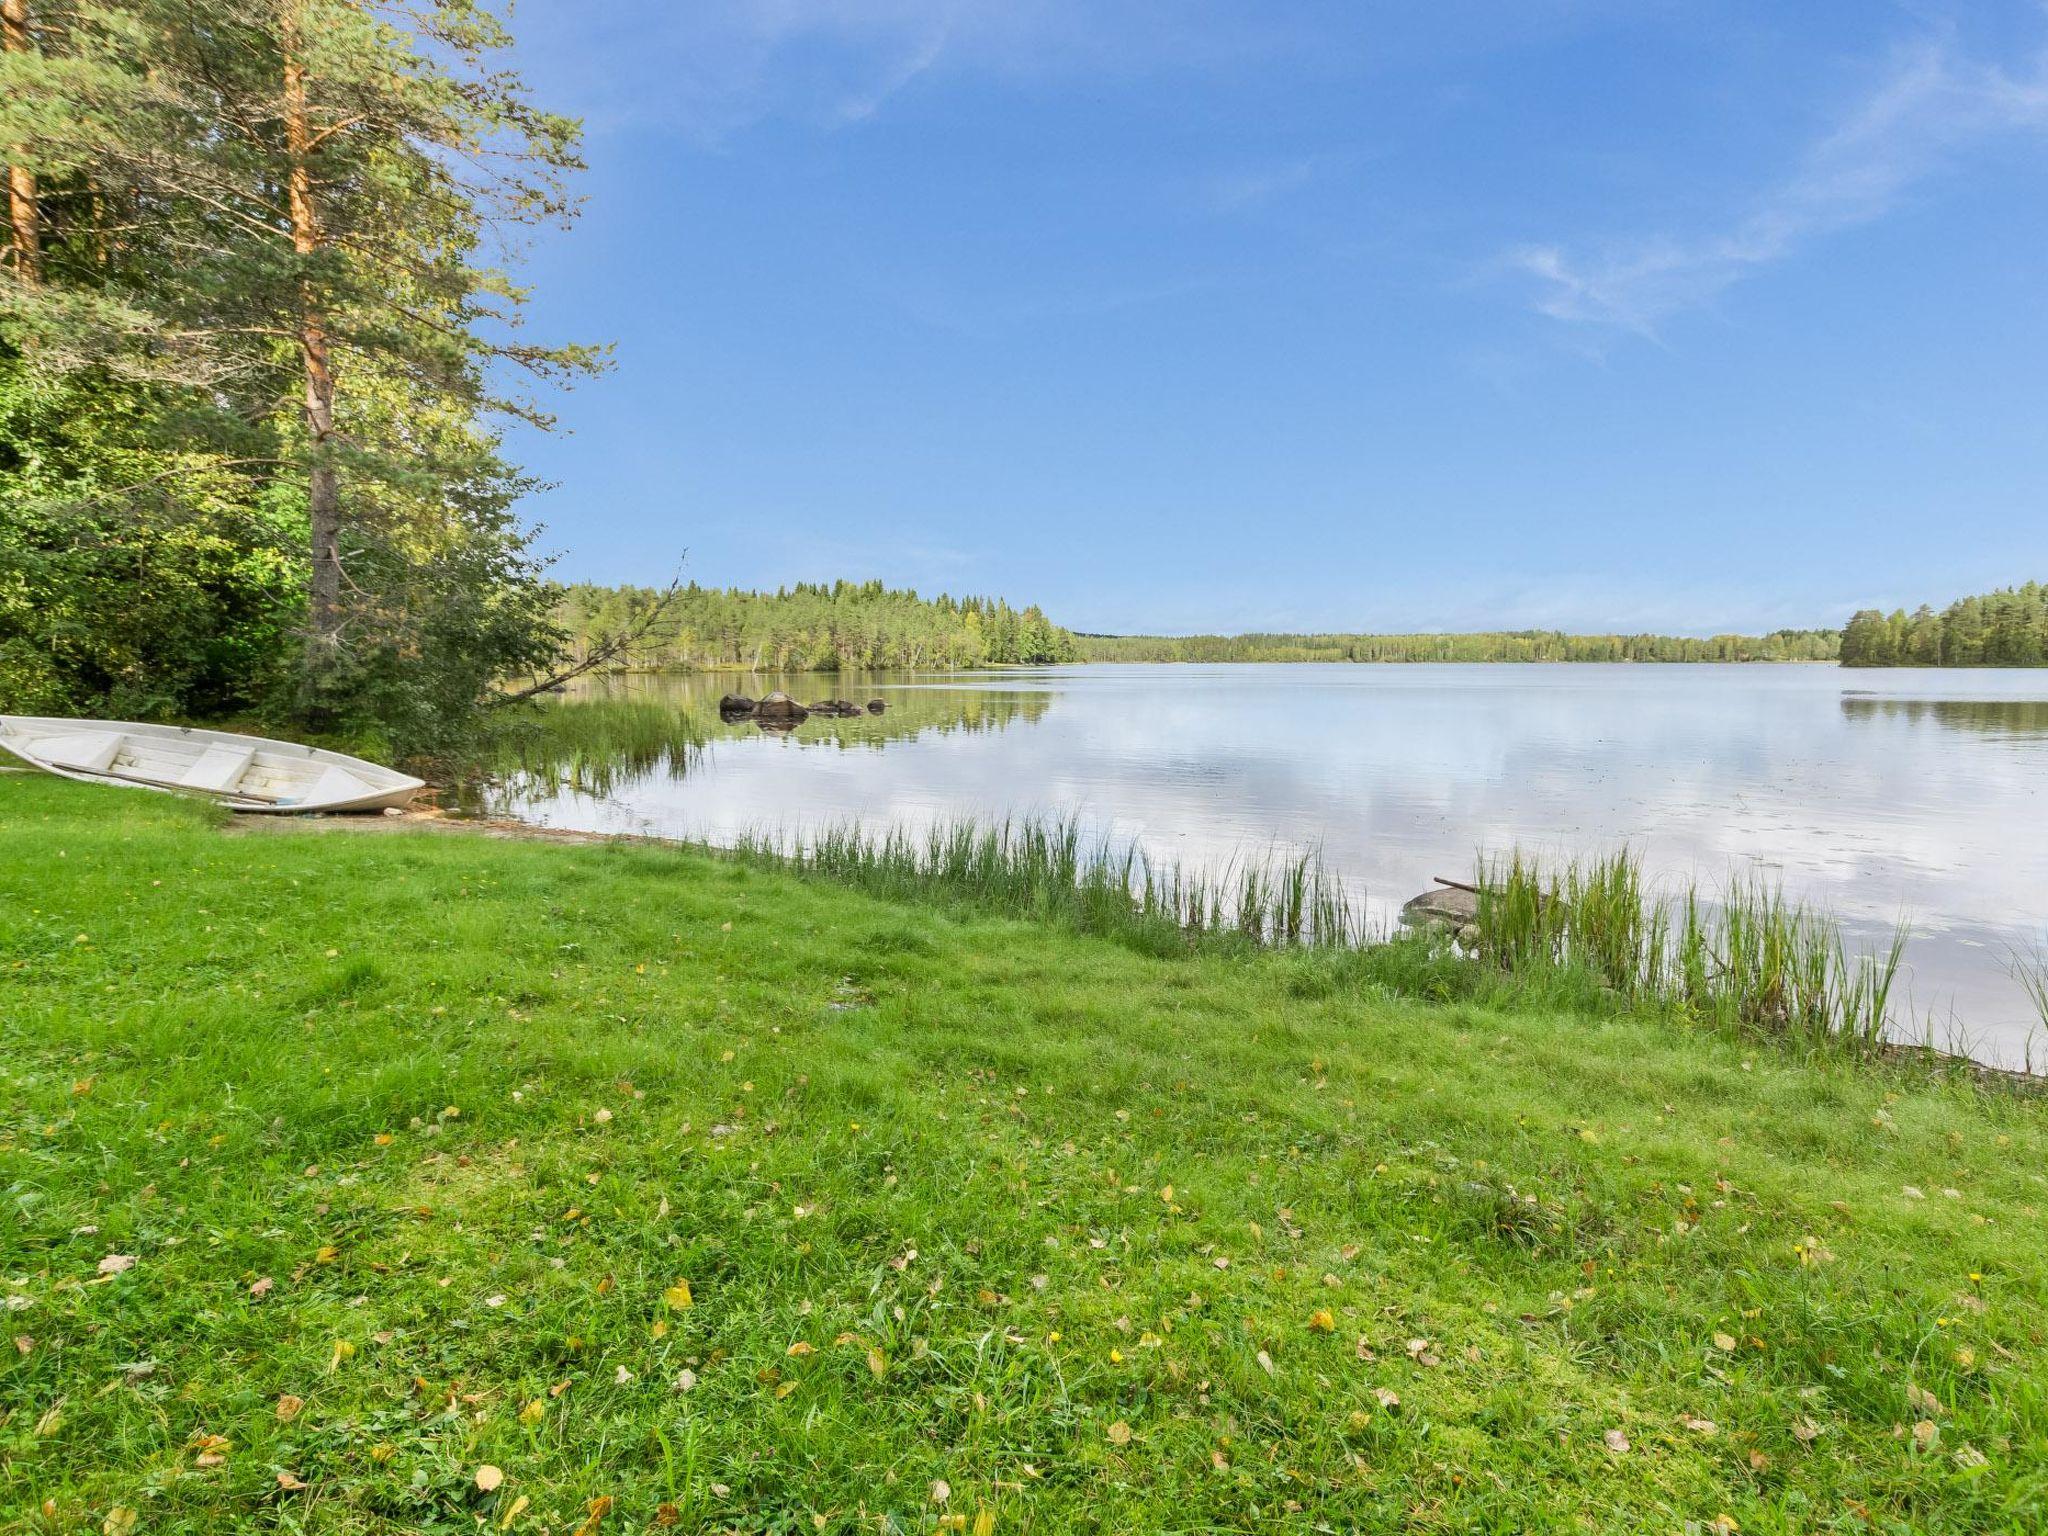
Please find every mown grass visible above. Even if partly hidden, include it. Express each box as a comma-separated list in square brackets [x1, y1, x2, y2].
[3, 777, 2047, 1533]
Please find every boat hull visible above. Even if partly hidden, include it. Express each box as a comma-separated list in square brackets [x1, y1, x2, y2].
[0, 716, 424, 814]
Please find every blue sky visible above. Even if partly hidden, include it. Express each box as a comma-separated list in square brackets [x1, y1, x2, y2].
[499, 0, 2048, 636]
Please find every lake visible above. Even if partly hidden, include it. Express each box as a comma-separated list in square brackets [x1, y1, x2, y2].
[473, 664, 2048, 1068]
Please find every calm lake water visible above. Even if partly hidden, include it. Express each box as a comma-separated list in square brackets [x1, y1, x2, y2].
[477, 664, 2048, 1068]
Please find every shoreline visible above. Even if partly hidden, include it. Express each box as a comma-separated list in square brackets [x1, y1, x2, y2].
[238, 801, 2043, 1091]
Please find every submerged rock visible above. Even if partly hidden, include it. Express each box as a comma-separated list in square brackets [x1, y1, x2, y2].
[866, 698, 886, 714]
[755, 691, 808, 723]
[718, 693, 756, 717]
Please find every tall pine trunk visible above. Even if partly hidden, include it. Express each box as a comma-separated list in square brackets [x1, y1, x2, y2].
[284, 11, 341, 690]
[2, 0, 38, 284]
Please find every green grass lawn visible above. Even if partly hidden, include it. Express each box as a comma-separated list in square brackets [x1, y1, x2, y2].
[2, 777, 2044, 1533]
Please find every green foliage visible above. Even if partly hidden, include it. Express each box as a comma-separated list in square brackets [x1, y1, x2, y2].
[0, 347, 302, 716]
[555, 579, 1081, 673]
[1841, 584, 2048, 667]
[0, 0, 596, 758]
[5, 776, 2046, 1532]
[1080, 627, 1843, 663]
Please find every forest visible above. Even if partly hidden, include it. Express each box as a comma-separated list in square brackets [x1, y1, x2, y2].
[553, 581, 1080, 671]
[1839, 583, 2048, 667]
[0, 0, 600, 758]
[1077, 627, 1843, 664]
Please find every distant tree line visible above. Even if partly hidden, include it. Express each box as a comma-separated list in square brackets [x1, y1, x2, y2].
[1076, 628, 1842, 664]
[1840, 583, 2048, 667]
[554, 581, 1081, 672]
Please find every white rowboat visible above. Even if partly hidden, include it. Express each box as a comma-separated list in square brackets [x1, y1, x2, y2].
[0, 716, 424, 813]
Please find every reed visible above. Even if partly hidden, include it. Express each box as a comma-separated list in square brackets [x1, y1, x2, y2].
[485, 698, 704, 798]
[730, 816, 1366, 955]
[2015, 951, 2048, 1075]
[724, 817, 1919, 1063]
[1473, 849, 1907, 1059]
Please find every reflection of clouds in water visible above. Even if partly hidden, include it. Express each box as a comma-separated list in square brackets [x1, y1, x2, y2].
[495, 665, 2048, 1067]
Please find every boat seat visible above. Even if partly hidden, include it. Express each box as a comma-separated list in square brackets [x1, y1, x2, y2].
[39, 731, 124, 774]
[275, 763, 369, 808]
[181, 744, 256, 793]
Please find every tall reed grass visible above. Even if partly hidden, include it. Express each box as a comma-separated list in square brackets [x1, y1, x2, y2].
[2014, 952, 2048, 1075]
[733, 818, 1917, 1063]
[730, 817, 1367, 956]
[487, 699, 704, 798]
[1475, 851, 1908, 1057]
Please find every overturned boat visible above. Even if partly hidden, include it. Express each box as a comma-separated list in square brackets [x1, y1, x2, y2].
[0, 716, 423, 814]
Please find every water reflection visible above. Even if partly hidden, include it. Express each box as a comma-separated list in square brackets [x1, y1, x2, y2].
[1841, 695, 2048, 739]
[472, 664, 2048, 1068]
[462, 671, 1054, 809]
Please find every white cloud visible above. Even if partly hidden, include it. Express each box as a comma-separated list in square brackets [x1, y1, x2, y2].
[1513, 34, 2048, 334]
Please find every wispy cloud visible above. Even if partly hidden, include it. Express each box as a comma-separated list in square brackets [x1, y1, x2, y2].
[1197, 156, 1322, 214]
[542, 0, 1268, 141]
[1511, 33, 2048, 334]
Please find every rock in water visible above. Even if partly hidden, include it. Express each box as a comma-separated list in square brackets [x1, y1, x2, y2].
[866, 698, 886, 714]
[1400, 885, 1478, 928]
[755, 691, 808, 723]
[718, 693, 756, 717]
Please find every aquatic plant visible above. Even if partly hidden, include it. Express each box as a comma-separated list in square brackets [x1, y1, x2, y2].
[481, 698, 704, 800]
[1474, 851, 1908, 1059]
[732, 818, 1916, 1061]
[730, 816, 1366, 957]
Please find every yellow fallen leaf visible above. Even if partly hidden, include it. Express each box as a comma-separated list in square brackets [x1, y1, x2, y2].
[327, 1339, 355, 1372]
[663, 1280, 693, 1311]
[1603, 1428, 1630, 1454]
[369, 1442, 397, 1463]
[930, 1478, 951, 1505]
[276, 1471, 306, 1491]
[500, 1493, 532, 1529]
[520, 1398, 546, 1425]
[1307, 1309, 1335, 1333]
[102, 1509, 138, 1536]
[786, 1341, 814, 1358]
[476, 1465, 505, 1492]
[868, 1347, 888, 1378]
[275, 1393, 304, 1421]
[1712, 1332, 1737, 1352]
[1107, 1420, 1133, 1446]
